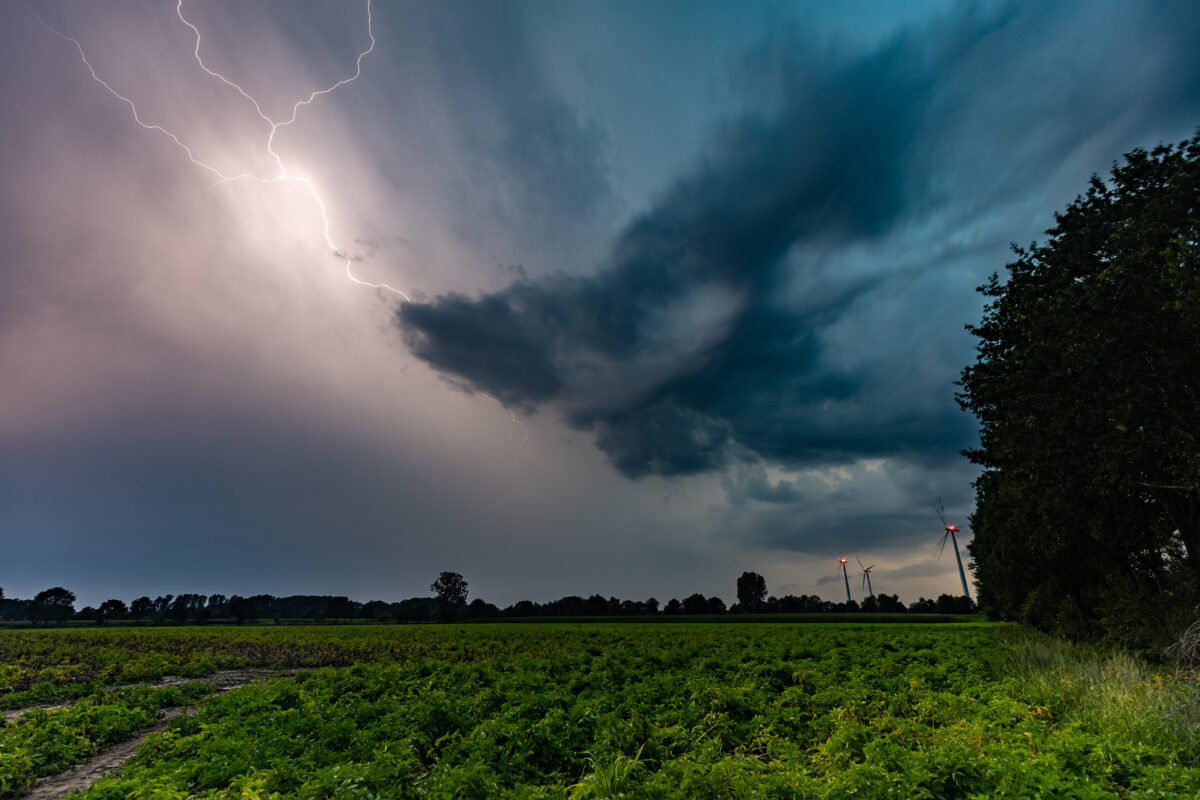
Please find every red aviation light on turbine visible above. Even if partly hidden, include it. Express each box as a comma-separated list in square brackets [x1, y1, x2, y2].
[839, 558, 848, 564]
[933, 496, 972, 602]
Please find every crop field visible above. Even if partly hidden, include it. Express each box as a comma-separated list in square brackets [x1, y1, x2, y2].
[1, 623, 1197, 799]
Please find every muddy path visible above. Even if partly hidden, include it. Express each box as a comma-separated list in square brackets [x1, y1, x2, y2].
[17, 707, 189, 800]
[3, 668, 296, 722]
[13, 669, 304, 800]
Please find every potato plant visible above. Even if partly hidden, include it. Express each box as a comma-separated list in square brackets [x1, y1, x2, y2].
[8, 623, 1184, 800]
[0, 682, 212, 797]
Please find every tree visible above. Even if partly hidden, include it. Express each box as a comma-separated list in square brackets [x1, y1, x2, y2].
[185, 594, 208, 620]
[736, 571, 767, 611]
[874, 593, 906, 613]
[431, 572, 468, 606]
[206, 594, 227, 619]
[362, 600, 392, 621]
[934, 594, 975, 615]
[909, 597, 936, 613]
[958, 131, 1200, 648]
[228, 595, 256, 624]
[466, 598, 499, 619]
[31, 587, 75, 624]
[170, 595, 193, 624]
[152, 595, 174, 624]
[130, 596, 153, 622]
[682, 593, 720, 614]
[97, 598, 127, 624]
[247, 595, 280, 623]
[506, 599, 538, 618]
[392, 597, 439, 623]
[583, 594, 609, 615]
[326, 596, 355, 622]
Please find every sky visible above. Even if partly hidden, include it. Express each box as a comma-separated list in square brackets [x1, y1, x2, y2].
[2, 0, 1198, 609]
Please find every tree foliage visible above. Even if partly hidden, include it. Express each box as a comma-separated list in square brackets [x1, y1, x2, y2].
[431, 571, 469, 606]
[736, 571, 768, 611]
[31, 587, 75, 625]
[97, 599, 127, 624]
[958, 131, 1200, 649]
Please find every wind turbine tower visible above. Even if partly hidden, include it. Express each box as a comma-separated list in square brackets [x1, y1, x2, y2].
[934, 498, 971, 600]
[857, 558, 875, 598]
[838, 558, 852, 604]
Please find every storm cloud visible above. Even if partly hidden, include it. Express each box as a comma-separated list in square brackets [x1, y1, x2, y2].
[398, 1, 1200, 480]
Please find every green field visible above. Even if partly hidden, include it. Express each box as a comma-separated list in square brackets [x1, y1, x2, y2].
[1, 623, 1197, 798]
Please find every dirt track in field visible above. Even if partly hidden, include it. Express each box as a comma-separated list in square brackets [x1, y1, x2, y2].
[17, 708, 188, 800]
[3, 668, 291, 722]
[13, 669, 302, 799]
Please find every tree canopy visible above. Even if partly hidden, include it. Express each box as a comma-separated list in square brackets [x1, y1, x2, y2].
[31, 587, 75, 624]
[736, 571, 768, 611]
[958, 131, 1200, 649]
[431, 571, 469, 607]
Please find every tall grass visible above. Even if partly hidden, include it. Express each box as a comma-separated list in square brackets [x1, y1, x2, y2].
[995, 625, 1200, 758]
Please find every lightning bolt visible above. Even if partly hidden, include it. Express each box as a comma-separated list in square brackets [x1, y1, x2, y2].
[38, 0, 409, 302]
[481, 393, 531, 443]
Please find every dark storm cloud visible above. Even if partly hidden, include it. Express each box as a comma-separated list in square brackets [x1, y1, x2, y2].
[720, 462, 804, 508]
[399, 17, 939, 475]
[399, 0, 1200, 480]
[400, 287, 566, 410]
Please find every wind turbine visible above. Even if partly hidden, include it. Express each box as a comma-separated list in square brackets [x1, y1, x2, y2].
[857, 558, 875, 598]
[838, 557, 852, 604]
[934, 497, 971, 600]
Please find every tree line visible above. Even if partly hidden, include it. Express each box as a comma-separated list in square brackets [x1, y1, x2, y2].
[0, 572, 973, 626]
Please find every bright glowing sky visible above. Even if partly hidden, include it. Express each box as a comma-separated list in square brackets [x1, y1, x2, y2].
[2, 0, 1198, 608]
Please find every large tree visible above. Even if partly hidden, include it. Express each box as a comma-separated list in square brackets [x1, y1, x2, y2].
[736, 571, 768, 611]
[431, 572, 468, 606]
[958, 131, 1200, 648]
[97, 598, 127, 624]
[31, 587, 76, 625]
[130, 596, 153, 622]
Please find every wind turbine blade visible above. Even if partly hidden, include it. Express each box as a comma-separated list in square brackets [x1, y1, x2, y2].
[862, 573, 868, 591]
[856, 557, 866, 570]
[934, 531, 949, 559]
[865, 565, 876, 571]
[933, 498, 947, 527]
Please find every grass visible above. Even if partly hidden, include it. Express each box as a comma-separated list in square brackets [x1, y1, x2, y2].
[996, 625, 1200, 756]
